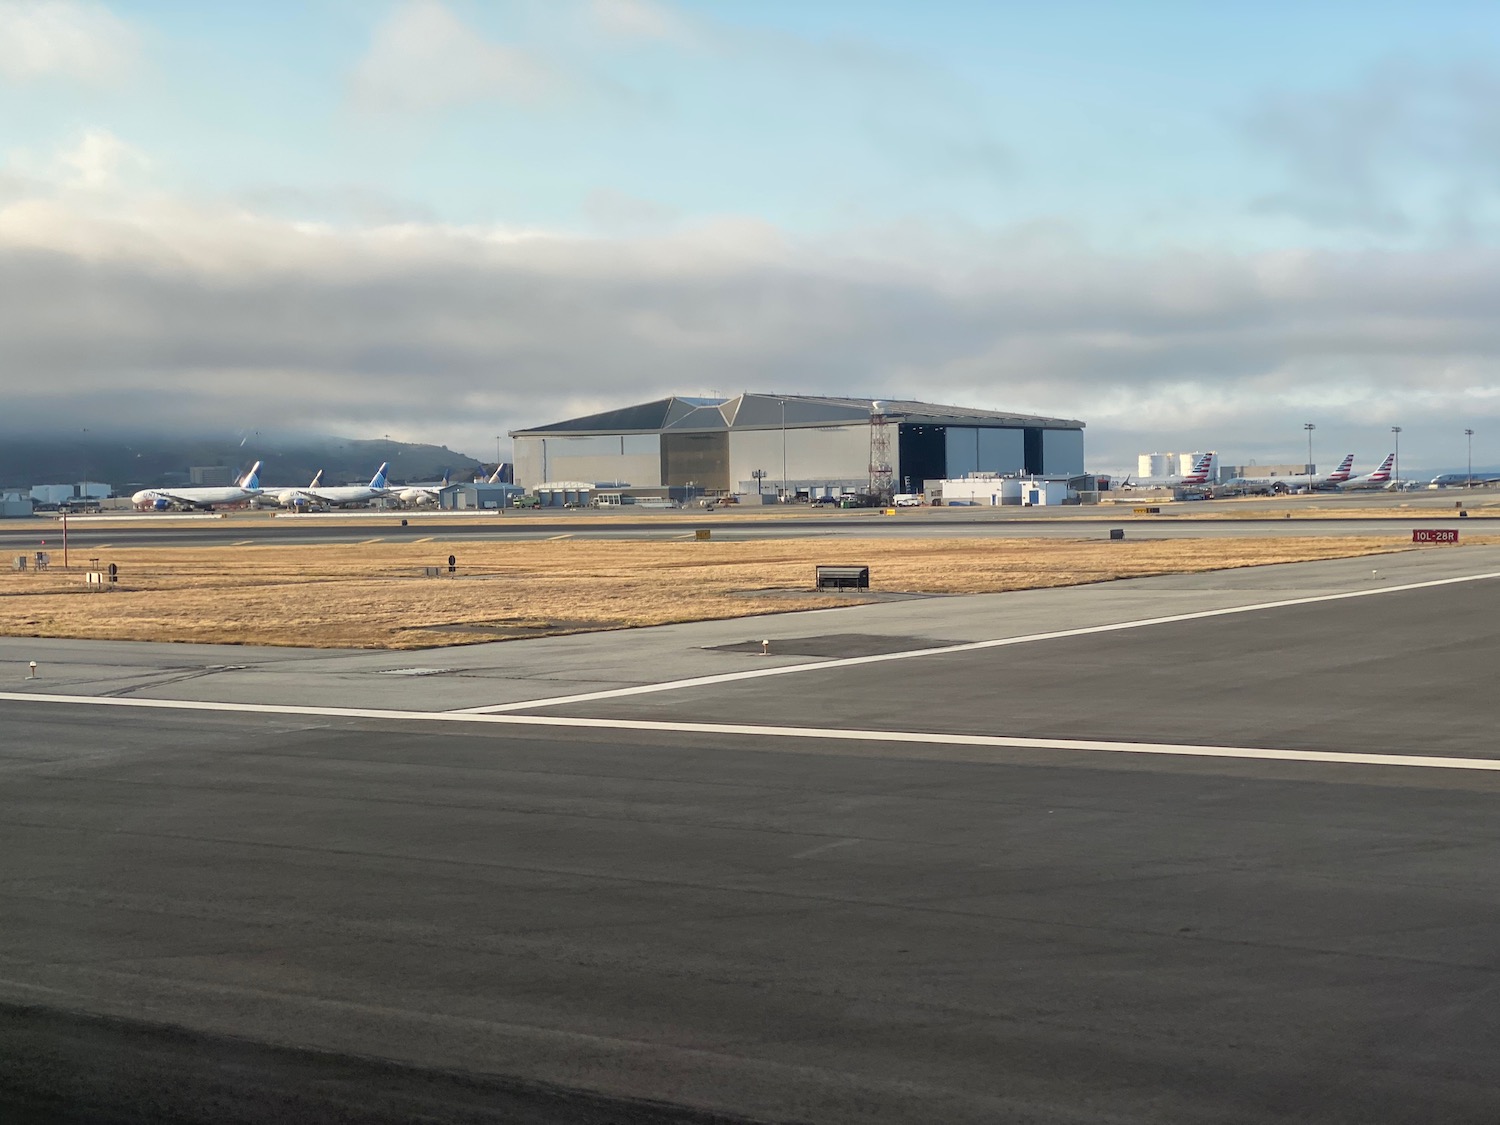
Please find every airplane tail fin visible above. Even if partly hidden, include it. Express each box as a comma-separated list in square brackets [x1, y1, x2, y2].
[1328, 454, 1355, 482]
[370, 462, 389, 489]
[441, 469, 451, 486]
[241, 461, 262, 490]
[309, 469, 323, 488]
[1182, 453, 1215, 484]
[487, 465, 502, 484]
[1369, 453, 1396, 480]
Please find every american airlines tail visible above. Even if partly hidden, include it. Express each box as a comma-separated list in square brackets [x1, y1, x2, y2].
[1327, 454, 1355, 482]
[1367, 453, 1396, 482]
[1181, 454, 1215, 485]
[240, 461, 263, 490]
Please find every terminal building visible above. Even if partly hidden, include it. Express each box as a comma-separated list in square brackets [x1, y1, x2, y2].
[510, 394, 1085, 501]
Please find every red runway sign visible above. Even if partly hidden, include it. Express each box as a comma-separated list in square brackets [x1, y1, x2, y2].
[1412, 528, 1459, 544]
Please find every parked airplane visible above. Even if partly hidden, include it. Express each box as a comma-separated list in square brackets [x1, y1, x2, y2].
[302, 463, 391, 507]
[1428, 472, 1500, 488]
[1338, 453, 1397, 490]
[261, 470, 322, 509]
[394, 470, 451, 507]
[1223, 454, 1356, 495]
[1120, 453, 1216, 490]
[132, 463, 262, 511]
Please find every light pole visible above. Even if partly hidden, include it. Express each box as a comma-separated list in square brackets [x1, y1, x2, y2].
[1466, 428, 1475, 488]
[495, 435, 501, 466]
[1391, 426, 1402, 484]
[779, 399, 787, 500]
[1304, 423, 1315, 494]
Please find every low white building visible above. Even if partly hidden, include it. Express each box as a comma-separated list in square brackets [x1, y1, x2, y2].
[936, 476, 1073, 506]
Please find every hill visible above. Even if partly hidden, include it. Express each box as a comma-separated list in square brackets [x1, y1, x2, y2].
[0, 432, 487, 493]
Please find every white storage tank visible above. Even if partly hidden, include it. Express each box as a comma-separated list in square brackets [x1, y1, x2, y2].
[1138, 454, 1172, 479]
[1177, 452, 1213, 476]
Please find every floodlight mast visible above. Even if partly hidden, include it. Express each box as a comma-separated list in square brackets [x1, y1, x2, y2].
[868, 401, 893, 504]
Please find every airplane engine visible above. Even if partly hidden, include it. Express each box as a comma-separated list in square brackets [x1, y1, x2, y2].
[152, 496, 171, 511]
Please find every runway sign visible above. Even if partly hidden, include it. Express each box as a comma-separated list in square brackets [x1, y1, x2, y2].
[1412, 528, 1459, 544]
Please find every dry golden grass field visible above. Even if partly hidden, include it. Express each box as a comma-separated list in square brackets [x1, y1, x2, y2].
[1, 532, 1483, 649]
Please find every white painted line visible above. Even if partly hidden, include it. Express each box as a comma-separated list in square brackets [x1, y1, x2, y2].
[792, 838, 861, 859]
[547, 534, 573, 541]
[1, 690, 1498, 773]
[357, 538, 385, 546]
[454, 569, 1500, 714]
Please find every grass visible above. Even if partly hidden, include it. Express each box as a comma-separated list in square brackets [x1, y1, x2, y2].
[0, 534, 1476, 650]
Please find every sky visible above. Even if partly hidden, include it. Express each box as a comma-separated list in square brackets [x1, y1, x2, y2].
[3, 0, 1500, 474]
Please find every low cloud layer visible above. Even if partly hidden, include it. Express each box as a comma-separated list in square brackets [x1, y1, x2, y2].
[0, 0, 137, 85]
[349, 0, 559, 112]
[3, 135, 1498, 469]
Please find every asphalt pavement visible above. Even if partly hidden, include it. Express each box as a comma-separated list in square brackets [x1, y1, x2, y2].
[3, 546, 1500, 1123]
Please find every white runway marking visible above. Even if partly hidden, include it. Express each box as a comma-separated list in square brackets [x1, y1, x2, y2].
[791, 838, 861, 859]
[2, 690, 1499, 773]
[454, 570, 1500, 714]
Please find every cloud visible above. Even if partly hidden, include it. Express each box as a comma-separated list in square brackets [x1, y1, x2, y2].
[582, 187, 681, 233]
[6, 127, 149, 193]
[588, 0, 697, 46]
[0, 0, 137, 85]
[56, 127, 148, 188]
[3, 143, 1499, 469]
[349, 0, 558, 112]
[1243, 62, 1500, 241]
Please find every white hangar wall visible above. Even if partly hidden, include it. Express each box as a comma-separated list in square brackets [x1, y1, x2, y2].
[727, 425, 873, 491]
[514, 434, 662, 488]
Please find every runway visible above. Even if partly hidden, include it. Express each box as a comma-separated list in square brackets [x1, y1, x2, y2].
[3, 546, 1500, 1122]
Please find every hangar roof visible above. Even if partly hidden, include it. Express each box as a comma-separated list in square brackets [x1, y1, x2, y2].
[512, 394, 1083, 437]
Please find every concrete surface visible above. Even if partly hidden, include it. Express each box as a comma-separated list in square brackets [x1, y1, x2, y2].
[2, 546, 1500, 1123]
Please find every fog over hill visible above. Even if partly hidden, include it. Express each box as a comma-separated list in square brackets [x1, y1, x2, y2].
[0, 431, 486, 492]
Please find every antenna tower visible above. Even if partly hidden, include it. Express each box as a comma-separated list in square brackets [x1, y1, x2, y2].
[868, 403, 893, 503]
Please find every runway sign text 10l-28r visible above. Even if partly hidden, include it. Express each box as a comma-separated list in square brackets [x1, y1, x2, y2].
[1412, 528, 1459, 544]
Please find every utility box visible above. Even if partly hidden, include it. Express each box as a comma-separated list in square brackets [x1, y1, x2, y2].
[815, 565, 870, 590]
[1109, 528, 1125, 540]
[14, 555, 27, 571]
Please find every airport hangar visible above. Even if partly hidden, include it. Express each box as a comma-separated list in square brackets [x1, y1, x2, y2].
[510, 393, 1086, 502]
